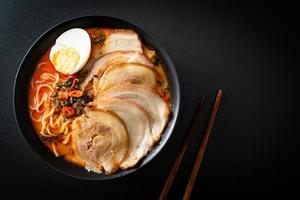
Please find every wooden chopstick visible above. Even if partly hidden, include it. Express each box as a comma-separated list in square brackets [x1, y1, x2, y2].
[183, 89, 223, 200]
[159, 96, 206, 200]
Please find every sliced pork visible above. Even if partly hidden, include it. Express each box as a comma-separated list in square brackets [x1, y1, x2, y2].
[94, 63, 159, 93]
[95, 99, 154, 169]
[96, 85, 170, 141]
[81, 51, 153, 90]
[72, 108, 129, 174]
[92, 29, 143, 59]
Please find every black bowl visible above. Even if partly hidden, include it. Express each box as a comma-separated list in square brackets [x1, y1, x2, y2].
[14, 16, 180, 180]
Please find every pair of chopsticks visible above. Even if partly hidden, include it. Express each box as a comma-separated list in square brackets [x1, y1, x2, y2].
[159, 89, 223, 200]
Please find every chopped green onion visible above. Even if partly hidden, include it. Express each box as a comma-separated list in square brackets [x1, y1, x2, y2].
[151, 55, 159, 65]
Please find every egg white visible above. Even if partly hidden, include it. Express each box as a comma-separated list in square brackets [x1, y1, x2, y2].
[50, 28, 91, 74]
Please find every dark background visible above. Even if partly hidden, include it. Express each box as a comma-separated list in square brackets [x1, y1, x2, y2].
[0, 0, 299, 199]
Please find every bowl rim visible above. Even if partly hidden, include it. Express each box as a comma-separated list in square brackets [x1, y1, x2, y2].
[13, 15, 181, 180]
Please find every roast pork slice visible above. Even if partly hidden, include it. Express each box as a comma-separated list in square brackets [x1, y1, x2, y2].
[96, 85, 170, 141]
[93, 29, 143, 59]
[80, 51, 153, 90]
[94, 63, 159, 93]
[95, 99, 154, 169]
[72, 108, 129, 174]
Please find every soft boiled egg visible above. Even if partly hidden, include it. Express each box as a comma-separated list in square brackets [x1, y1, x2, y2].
[50, 28, 91, 74]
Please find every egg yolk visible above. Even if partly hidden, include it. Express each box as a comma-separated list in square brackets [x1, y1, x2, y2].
[52, 47, 80, 74]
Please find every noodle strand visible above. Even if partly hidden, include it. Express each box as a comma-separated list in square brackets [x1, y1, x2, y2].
[31, 72, 72, 140]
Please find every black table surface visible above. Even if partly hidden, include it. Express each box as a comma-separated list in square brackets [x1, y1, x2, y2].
[1, 1, 299, 198]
